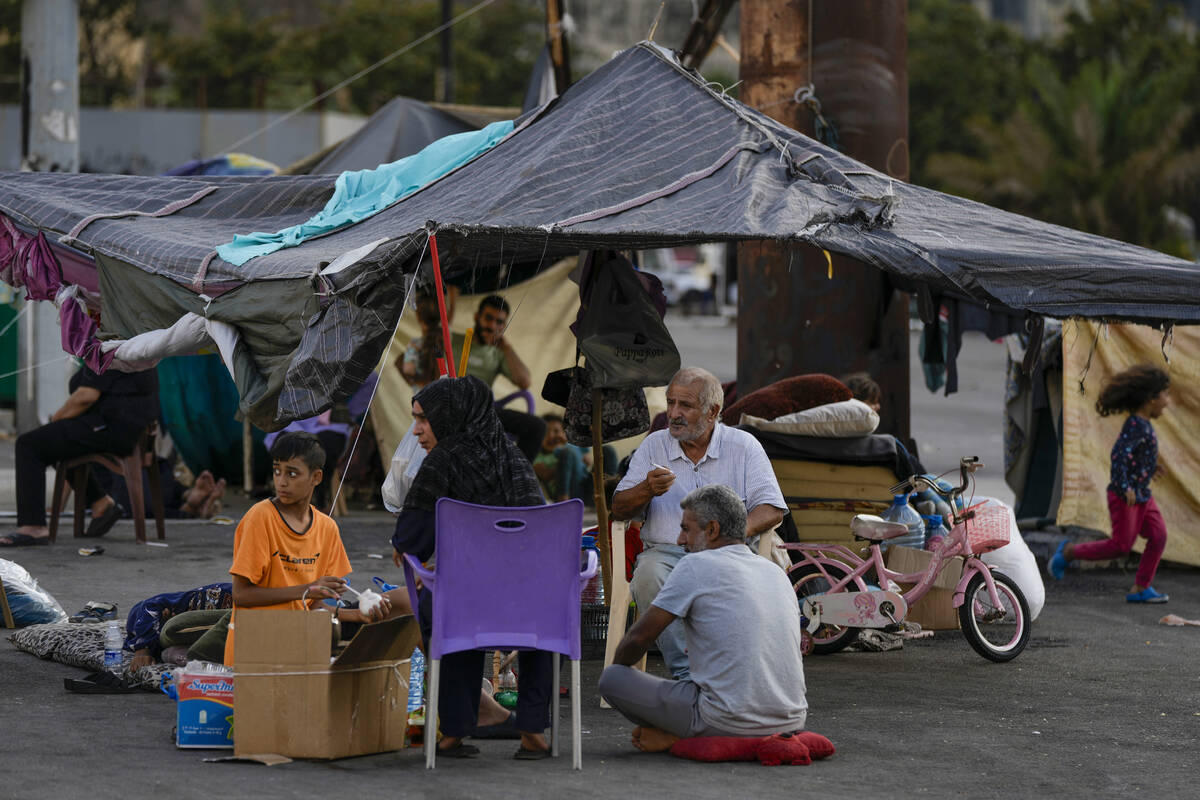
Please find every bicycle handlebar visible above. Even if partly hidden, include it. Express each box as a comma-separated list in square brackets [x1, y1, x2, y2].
[889, 457, 983, 524]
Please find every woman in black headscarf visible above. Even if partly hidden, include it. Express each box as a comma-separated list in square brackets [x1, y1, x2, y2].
[391, 376, 552, 760]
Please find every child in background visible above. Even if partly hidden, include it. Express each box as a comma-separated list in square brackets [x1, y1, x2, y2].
[1048, 365, 1172, 603]
[532, 414, 617, 504]
[398, 293, 448, 389]
[224, 432, 390, 665]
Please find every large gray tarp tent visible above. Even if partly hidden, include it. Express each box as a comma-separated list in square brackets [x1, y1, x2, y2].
[0, 42, 1196, 430]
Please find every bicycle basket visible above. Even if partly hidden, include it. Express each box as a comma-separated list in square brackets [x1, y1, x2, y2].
[952, 504, 1011, 554]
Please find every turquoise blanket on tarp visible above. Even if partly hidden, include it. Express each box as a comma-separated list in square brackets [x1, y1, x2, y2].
[158, 354, 266, 484]
[216, 119, 514, 266]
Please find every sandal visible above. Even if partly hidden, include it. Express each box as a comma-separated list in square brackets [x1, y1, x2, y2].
[0, 533, 49, 547]
[84, 503, 125, 538]
[436, 741, 480, 759]
[64, 671, 138, 694]
[472, 711, 520, 740]
[514, 746, 551, 760]
[69, 601, 118, 623]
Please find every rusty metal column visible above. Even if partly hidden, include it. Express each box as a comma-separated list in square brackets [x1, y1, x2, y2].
[737, 1, 910, 441]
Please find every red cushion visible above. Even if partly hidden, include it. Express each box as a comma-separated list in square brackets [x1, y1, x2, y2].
[669, 736, 758, 762]
[755, 733, 811, 766]
[794, 731, 836, 759]
[669, 731, 834, 766]
[721, 374, 851, 425]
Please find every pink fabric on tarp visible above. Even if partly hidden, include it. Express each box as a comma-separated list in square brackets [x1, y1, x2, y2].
[0, 214, 30, 287]
[20, 232, 64, 301]
[58, 288, 116, 373]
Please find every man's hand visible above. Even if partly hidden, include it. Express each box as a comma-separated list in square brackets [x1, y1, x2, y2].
[645, 467, 676, 496]
[614, 606, 677, 666]
[305, 575, 346, 602]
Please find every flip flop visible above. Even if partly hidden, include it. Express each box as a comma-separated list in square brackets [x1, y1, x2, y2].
[0, 533, 49, 547]
[84, 503, 124, 538]
[513, 746, 551, 761]
[436, 741, 480, 759]
[64, 671, 138, 694]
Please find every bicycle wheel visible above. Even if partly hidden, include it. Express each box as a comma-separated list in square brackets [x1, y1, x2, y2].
[958, 569, 1030, 662]
[790, 563, 860, 655]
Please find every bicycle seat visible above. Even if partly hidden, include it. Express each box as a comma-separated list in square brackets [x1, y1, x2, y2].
[850, 514, 911, 542]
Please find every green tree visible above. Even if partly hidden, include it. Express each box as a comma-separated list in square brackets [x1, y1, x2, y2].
[925, 15, 1200, 257]
[907, 0, 1032, 187]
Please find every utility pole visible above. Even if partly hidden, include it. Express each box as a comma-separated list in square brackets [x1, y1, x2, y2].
[437, 0, 453, 103]
[737, 1, 911, 441]
[18, 0, 79, 432]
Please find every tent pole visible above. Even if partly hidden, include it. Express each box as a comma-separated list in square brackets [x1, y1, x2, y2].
[429, 232, 457, 377]
[242, 418, 252, 493]
[591, 387, 612, 604]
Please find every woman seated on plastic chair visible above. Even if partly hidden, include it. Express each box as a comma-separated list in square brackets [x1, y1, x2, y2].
[391, 375, 554, 760]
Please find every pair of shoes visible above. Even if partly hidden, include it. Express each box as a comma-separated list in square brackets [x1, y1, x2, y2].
[69, 601, 118, 623]
[1126, 587, 1169, 604]
[436, 741, 480, 759]
[84, 503, 124, 538]
[513, 746, 551, 761]
[64, 671, 138, 694]
[0, 532, 49, 547]
[1046, 540, 1070, 580]
[472, 711, 520, 740]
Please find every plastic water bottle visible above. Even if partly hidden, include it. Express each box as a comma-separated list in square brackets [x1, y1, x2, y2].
[880, 494, 925, 550]
[923, 513, 950, 552]
[580, 534, 604, 604]
[407, 647, 425, 714]
[103, 620, 123, 674]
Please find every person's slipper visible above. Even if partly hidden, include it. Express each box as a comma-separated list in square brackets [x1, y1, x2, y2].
[0, 533, 49, 547]
[513, 746, 551, 761]
[69, 601, 118, 623]
[64, 671, 138, 694]
[472, 711, 520, 739]
[84, 503, 125, 538]
[436, 741, 480, 759]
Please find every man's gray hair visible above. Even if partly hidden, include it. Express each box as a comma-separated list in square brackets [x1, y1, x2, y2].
[671, 367, 724, 416]
[680, 484, 747, 541]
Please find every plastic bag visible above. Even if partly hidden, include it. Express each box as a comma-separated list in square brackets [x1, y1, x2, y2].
[381, 422, 426, 513]
[0, 558, 68, 626]
[975, 496, 1045, 621]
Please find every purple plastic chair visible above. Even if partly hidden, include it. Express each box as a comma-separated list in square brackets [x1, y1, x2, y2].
[402, 497, 597, 769]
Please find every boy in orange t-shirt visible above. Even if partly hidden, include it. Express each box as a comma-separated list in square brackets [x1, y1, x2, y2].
[224, 432, 389, 665]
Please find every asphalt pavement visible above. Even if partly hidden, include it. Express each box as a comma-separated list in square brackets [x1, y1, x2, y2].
[1, 317, 1196, 799]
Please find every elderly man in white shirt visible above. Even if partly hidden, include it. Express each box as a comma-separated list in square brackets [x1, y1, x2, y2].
[612, 367, 787, 679]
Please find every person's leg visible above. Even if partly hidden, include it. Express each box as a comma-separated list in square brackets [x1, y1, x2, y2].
[1134, 498, 1168, 589]
[629, 545, 689, 679]
[178, 610, 232, 662]
[597, 664, 702, 739]
[1070, 490, 1139, 562]
[437, 650, 486, 741]
[496, 408, 546, 463]
[14, 418, 122, 530]
[514, 649, 553, 753]
[159, 609, 232, 649]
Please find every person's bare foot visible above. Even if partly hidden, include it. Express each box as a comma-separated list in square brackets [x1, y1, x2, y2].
[199, 478, 226, 518]
[193, 470, 215, 495]
[631, 726, 679, 752]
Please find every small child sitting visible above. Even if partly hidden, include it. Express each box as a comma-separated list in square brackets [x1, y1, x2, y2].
[532, 414, 617, 504]
[223, 432, 391, 665]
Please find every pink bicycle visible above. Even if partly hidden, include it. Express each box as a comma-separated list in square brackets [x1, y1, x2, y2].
[783, 457, 1030, 663]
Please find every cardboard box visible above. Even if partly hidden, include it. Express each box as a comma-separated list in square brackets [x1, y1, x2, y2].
[176, 670, 235, 748]
[886, 545, 963, 631]
[233, 610, 421, 760]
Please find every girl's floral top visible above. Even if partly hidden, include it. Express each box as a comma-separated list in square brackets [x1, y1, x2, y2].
[1109, 415, 1157, 503]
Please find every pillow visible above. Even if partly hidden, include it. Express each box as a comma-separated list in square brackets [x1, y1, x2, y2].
[668, 731, 835, 766]
[8, 622, 170, 688]
[740, 398, 879, 437]
[721, 375, 851, 426]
